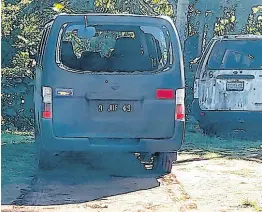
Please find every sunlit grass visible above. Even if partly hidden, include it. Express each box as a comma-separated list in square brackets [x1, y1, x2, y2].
[1, 130, 33, 136]
[1, 133, 36, 186]
[202, 152, 221, 159]
[222, 169, 255, 177]
[1, 133, 34, 146]
[182, 123, 262, 160]
[241, 199, 262, 211]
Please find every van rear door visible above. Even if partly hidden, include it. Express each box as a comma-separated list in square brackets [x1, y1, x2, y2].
[44, 15, 184, 139]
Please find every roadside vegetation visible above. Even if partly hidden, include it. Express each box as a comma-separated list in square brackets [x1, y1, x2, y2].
[2, 0, 262, 131]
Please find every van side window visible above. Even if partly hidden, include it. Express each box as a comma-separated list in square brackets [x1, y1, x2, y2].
[37, 26, 51, 67]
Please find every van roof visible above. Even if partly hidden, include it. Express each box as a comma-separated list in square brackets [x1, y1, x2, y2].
[50, 13, 172, 22]
[213, 34, 262, 40]
[55, 13, 158, 17]
[45, 13, 173, 29]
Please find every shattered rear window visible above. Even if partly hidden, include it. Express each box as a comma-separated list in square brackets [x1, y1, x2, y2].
[57, 24, 172, 73]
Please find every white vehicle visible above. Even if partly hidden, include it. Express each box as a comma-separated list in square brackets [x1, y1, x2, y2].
[192, 35, 262, 138]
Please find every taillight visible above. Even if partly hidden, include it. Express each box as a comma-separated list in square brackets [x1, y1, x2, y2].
[156, 89, 174, 99]
[175, 88, 185, 121]
[42, 87, 52, 119]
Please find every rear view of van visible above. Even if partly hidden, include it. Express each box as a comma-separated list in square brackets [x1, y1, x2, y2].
[34, 14, 185, 173]
[193, 35, 262, 138]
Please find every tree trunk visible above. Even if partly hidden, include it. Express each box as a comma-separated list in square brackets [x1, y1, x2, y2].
[174, 0, 190, 49]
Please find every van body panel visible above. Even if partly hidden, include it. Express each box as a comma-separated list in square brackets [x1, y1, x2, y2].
[192, 100, 262, 139]
[51, 72, 181, 138]
[39, 119, 185, 152]
[198, 69, 262, 111]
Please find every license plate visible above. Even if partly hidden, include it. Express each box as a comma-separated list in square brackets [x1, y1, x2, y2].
[226, 81, 244, 91]
[98, 104, 132, 112]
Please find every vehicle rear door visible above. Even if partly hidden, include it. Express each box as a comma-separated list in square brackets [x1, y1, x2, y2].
[198, 69, 262, 111]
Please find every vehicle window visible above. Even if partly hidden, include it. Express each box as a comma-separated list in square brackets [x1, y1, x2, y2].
[57, 24, 172, 73]
[206, 40, 262, 70]
[37, 26, 50, 66]
[195, 40, 214, 79]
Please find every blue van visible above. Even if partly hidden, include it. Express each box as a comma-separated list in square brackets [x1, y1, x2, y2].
[33, 14, 185, 173]
[192, 35, 262, 138]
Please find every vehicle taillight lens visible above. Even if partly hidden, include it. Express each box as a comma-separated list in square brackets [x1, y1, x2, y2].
[175, 88, 185, 121]
[42, 87, 52, 119]
[156, 89, 174, 99]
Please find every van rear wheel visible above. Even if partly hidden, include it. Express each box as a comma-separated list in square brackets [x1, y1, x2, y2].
[153, 152, 177, 174]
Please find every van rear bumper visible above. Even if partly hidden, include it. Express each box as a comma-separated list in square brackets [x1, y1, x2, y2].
[192, 99, 262, 137]
[39, 120, 185, 153]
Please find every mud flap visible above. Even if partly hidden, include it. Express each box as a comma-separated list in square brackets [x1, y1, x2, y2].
[36, 134, 60, 170]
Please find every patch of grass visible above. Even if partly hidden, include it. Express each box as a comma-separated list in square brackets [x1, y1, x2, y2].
[182, 129, 262, 160]
[145, 203, 162, 210]
[1, 133, 34, 146]
[87, 204, 108, 209]
[202, 152, 221, 159]
[241, 199, 262, 211]
[1, 130, 33, 136]
[1, 134, 36, 186]
[222, 169, 255, 177]
[241, 199, 256, 207]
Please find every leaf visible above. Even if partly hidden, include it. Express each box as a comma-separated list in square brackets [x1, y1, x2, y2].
[230, 15, 236, 23]
[53, 3, 65, 12]
[252, 5, 262, 14]
[106, 0, 111, 9]
[152, 0, 160, 3]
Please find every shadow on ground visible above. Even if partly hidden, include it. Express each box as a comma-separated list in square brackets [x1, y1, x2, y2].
[181, 126, 262, 163]
[1, 134, 161, 206]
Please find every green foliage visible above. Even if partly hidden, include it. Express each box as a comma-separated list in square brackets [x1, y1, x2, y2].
[2, 0, 262, 131]
[94, 0, 174, 17]
[214, 7, 236, 36]
[15, 14, 41, 48]
[244, 6, 262, 35]
[1, 39, 16, 68]
[1, 1, 21, 37]
[12, 52, 30, 69]
[1, 1, 28, 68]
[1, 75, 34, 131]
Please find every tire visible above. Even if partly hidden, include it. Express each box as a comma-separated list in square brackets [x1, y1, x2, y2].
[153, 152, 177, 174]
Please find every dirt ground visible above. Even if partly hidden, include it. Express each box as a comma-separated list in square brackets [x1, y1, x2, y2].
[1, 128, 262, 212]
